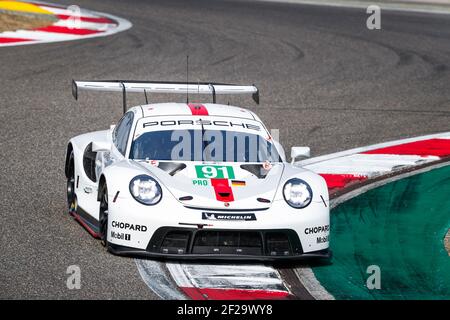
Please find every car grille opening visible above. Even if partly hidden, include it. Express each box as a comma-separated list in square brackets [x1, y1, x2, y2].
[192, 231, 263, 255]
[160, 231, 190, 254]
[266, 232, 292, 256]
[147, 227, 303, 257]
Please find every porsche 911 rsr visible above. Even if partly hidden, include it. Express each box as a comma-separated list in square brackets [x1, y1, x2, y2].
[65, 80, 331, 261]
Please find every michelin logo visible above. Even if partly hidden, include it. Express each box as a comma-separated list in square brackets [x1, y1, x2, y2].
[202, 212, 256, 221]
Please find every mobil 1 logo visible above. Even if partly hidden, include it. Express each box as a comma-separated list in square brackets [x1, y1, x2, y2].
[111, 231, 131, 241]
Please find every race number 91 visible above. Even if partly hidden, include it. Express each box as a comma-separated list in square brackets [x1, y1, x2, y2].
[195, 165, 235, 179]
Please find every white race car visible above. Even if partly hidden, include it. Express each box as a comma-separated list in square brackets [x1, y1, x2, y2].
[66, 80, 330, 261]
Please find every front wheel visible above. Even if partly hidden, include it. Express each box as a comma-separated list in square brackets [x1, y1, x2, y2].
[99, 183, 109, 247]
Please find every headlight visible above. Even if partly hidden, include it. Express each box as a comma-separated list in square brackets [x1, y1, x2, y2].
[283, 178, 312, 209]
[129, 175, 162, 205]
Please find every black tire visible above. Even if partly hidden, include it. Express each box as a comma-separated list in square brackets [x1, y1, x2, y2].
[99, 182, 109, 247]
[67, 151, 77, 213]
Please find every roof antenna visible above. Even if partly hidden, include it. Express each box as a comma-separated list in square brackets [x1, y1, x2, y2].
[144, 89, 148, 104]
[186, 55, 189, 104]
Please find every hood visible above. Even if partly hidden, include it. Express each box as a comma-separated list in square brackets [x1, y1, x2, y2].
[135, 161, 285, 210]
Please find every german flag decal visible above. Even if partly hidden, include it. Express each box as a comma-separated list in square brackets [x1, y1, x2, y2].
[231, 180, 246, 187]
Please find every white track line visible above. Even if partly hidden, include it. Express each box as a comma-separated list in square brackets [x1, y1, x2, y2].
[1, 30, 81, 41]
[305, 154, 439, 176]
[52, 20, 118, 31]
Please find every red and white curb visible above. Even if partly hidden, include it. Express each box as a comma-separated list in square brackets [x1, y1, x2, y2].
[135, 260, 292, 300]
[165, 263, 291, 300]
[135, 259, 187, 300]
[0, 1, 131, 46]
[300, 132, 450, 194]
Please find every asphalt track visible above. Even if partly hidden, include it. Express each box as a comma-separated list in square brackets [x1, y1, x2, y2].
[1, 0, 450, 299]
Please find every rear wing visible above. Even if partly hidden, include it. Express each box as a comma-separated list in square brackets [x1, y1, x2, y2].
[72, 80, 259, 113]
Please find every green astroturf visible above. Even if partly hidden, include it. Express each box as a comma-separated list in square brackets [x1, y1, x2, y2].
[313, 165, 450, 299]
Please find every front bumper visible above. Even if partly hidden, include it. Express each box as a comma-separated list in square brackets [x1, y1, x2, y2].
[108, 226, 332, 262]
[109, 244, 331, 262]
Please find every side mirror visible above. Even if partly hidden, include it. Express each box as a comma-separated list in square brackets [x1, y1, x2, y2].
[92, 141, 111, 152]
[291, 146, 310, 164]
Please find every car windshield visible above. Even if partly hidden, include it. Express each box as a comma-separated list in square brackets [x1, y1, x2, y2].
[130, 129, 281, 163]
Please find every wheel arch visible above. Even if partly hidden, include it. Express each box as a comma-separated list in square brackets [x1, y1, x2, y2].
[65, 143, 74, 179]
[97, 174, 107, 202]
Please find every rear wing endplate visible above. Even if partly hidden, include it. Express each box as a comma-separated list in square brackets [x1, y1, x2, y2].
[72, 80, 259, 114]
